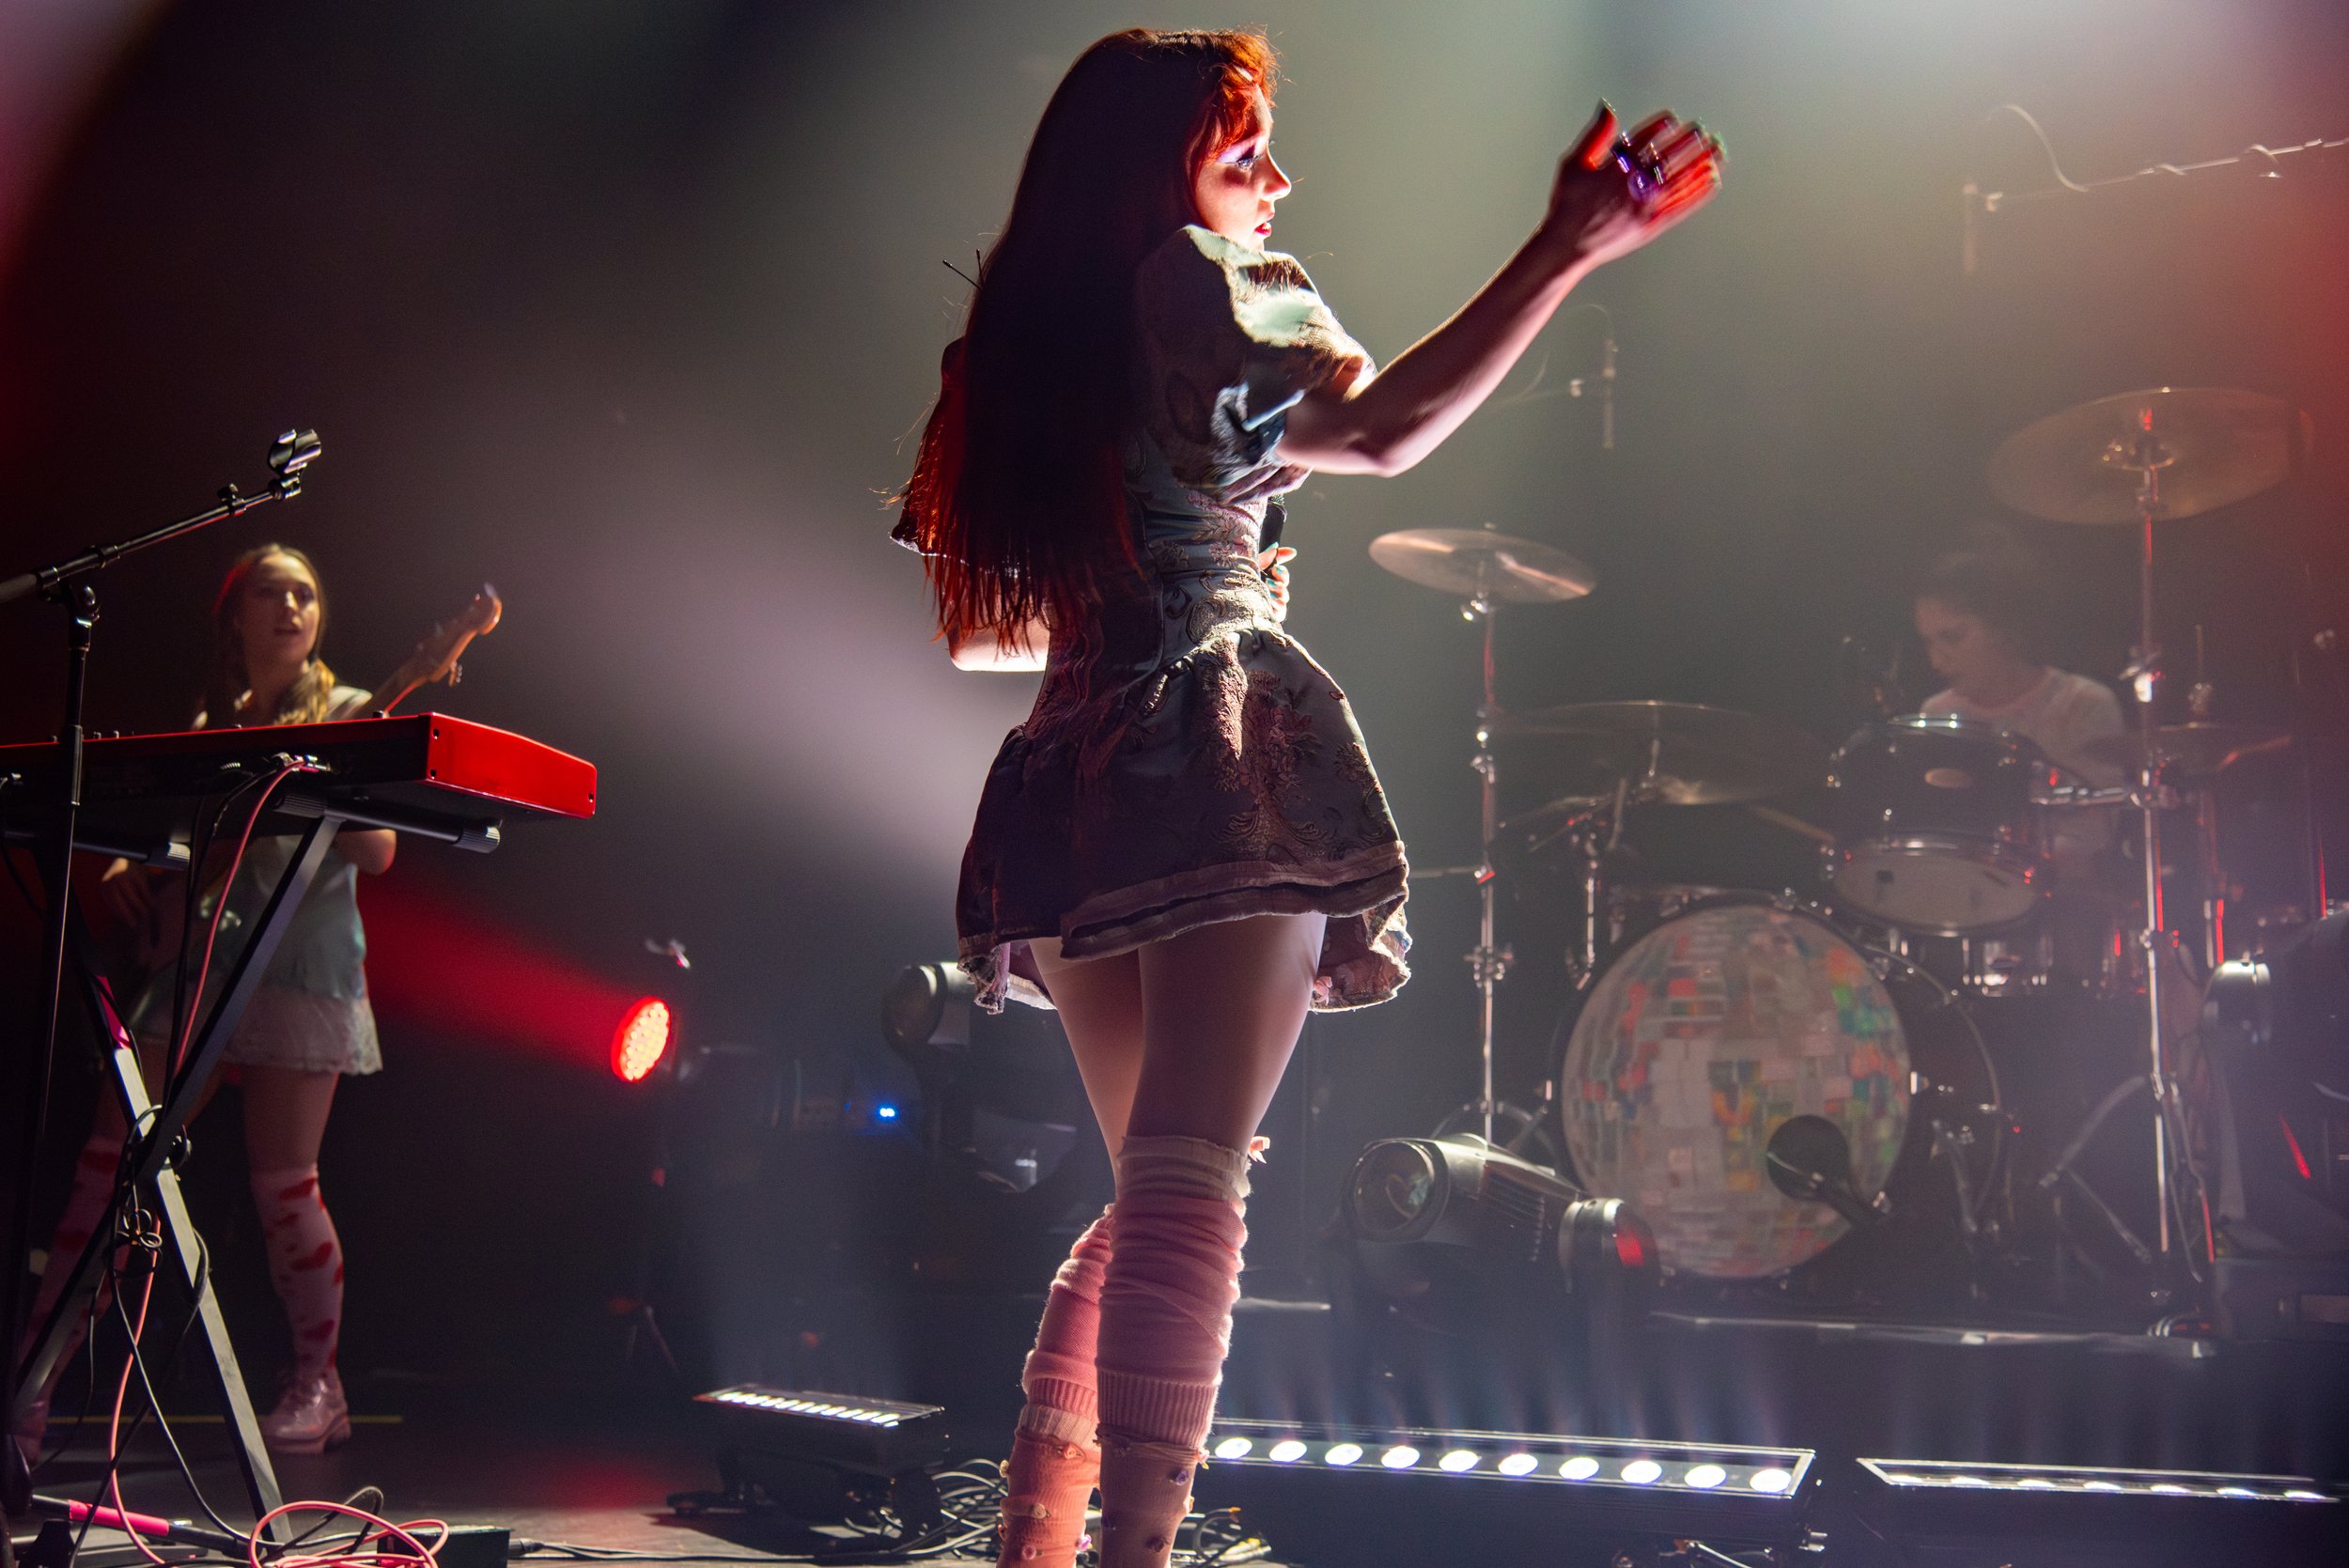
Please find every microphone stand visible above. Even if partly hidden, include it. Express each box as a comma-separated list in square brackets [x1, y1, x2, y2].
[0, 431, 319, 1532]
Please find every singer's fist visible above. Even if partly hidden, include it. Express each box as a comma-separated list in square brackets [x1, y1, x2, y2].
[1539, 101, 1722, 273]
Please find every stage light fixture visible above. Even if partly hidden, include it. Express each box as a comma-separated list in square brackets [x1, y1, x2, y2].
[1342, 1134, 1657, 1331]
[1197, 1419, 1816, 1548]
[879, 959, 1097, 1197]
[674, 1386, 952, 1534]
[1855, 1456, 2347, 1563]
[611, 996, 672, 1082]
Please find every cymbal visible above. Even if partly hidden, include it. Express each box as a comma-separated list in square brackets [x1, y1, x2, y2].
[1493, 700, 1826, 806]
[1369, 528, 1595, 603]
[2079, 722, 2292, 780]
[1987, 386, 2310, 525]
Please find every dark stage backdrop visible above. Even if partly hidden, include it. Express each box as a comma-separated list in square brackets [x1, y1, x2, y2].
[3, 0, 2344, 1388]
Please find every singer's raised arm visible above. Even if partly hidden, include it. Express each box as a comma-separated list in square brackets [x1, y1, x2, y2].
[1280, 104, 1718, 478]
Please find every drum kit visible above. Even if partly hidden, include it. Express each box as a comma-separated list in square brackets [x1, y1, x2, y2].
[1369, 385, 2323, 1318]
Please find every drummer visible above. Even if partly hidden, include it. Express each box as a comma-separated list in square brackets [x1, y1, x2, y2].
[1913, 539, 2124, 860]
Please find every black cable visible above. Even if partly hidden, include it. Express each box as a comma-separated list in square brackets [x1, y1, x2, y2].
[70, 1203, 163, 1562]
[25, 1277, 111, 1476]
[276, 1487, 392, 1558]
[117, 1232, 254, 1545]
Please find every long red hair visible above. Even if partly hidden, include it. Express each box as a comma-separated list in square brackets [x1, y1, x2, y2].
[899, 29, 1277, 647]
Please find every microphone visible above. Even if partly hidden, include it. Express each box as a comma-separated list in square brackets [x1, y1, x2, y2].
[1766, 1115, 1887, 1230]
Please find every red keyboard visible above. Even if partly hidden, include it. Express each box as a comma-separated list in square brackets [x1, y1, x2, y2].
[0, 713, 595, 858]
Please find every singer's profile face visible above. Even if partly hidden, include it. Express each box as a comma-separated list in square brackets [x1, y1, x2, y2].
[239, 552, 321, 673]
[1192, 91, 1291, 251]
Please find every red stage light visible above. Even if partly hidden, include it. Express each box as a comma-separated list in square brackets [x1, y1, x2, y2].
[612, 998, 673, 1083]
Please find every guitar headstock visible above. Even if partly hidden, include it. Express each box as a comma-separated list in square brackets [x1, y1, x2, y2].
[412, 584, 502, 684]
[376, 584, 503, 714]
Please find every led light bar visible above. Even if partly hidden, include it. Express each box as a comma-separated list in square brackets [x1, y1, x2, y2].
[1199, 1419, 1814, 1545]
[1857, 1456, 2348, 1562]
[694, 1386, 948, 1477]
[699, 1387, 927, 1427]
[1208, 1420, 1810, 1495]
[1859, 1458, 2335, 1502]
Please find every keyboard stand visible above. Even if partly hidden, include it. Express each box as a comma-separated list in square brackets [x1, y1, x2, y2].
[9, 804, 350, 1545]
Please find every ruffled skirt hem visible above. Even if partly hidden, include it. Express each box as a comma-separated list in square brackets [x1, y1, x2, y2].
[961, 845, 1409, 1015]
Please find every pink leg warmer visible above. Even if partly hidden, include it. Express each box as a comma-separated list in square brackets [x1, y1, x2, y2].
[248, 1165, 343, 1382]
[17, 1132, 124, 1398]
[1018, 1206, 1114, 1447]
[1095, 1137, 1251, 1451]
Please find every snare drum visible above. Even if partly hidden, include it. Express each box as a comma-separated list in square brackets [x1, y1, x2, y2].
[1824, 715, 2051, 936]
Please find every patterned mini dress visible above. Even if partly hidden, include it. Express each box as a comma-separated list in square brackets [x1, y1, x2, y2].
[954, 225, 1411, 1014]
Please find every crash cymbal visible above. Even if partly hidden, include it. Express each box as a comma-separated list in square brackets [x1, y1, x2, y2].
[1987, 387, 2310, 525]
[1369, 527, 1595, 603]
[1492, 700, 1826, 806]
[2079, 722, 2292, 780]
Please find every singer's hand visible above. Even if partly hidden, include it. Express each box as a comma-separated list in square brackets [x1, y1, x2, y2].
[1536, 102, 1722, 276]
[1256, 544, 1297, 623]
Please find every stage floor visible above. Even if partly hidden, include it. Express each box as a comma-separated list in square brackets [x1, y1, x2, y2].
[15, 1288, 2349, 1567]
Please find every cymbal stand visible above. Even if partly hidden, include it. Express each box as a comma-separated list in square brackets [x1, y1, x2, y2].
[1465, 577, 1510, 1143]
[2118, 442, 2183, 1267]
[2186, 630, 2226, 970]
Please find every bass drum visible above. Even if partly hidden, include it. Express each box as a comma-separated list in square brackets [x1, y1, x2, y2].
[1554, 896, 1997, 1282]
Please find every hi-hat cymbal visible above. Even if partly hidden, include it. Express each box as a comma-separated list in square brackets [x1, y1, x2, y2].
[1369, 528, 1595, 603]
[2079, 722, 2292, 781]
[1493, 700, 1826, 806]
[1987, 386, 2310, 525]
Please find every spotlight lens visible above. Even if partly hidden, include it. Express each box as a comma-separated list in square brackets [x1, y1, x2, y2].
[2150, 1483, 2191, 1496]
[1213, 1436, 1253, 1460]
[611, 998, 672, 1082]
[1325, 1444, 1363, 1467]
[1438, 1450, 1479, 1473]
[1948, 1476, 1990, 1488]
[1750, 1468, 1794, 1494]
[2217, 1487, 2256, 1498]
[1685, 1465, 1727, 1490]
[2081, 1481, 2123, 1493]
[1268, 1440, 1308, 1464]
[2285, 1490, 2328, 1502]
[1380, 1446, 1421, 1469]
[1351, 1142, 1443, 1239]
[1497, 1453, 1539, 1477]
[1621, 1460, 1663, 1485]
[1559, 1456, 1601, 1482]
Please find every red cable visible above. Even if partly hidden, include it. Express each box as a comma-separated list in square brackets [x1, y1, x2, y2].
[250, 1502, 447, 1568]
[105, 1271, 171, 1568]
[173, 764, 314, 1078]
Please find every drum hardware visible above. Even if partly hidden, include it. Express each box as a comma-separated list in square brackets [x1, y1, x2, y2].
[1990, 385, 2310, 1273]
[1370, 525, 1594, 1142]
[1495, 701, 1824, 986]
[1825, 715, 2053, 936]
[1493, 699, 1826, 807]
